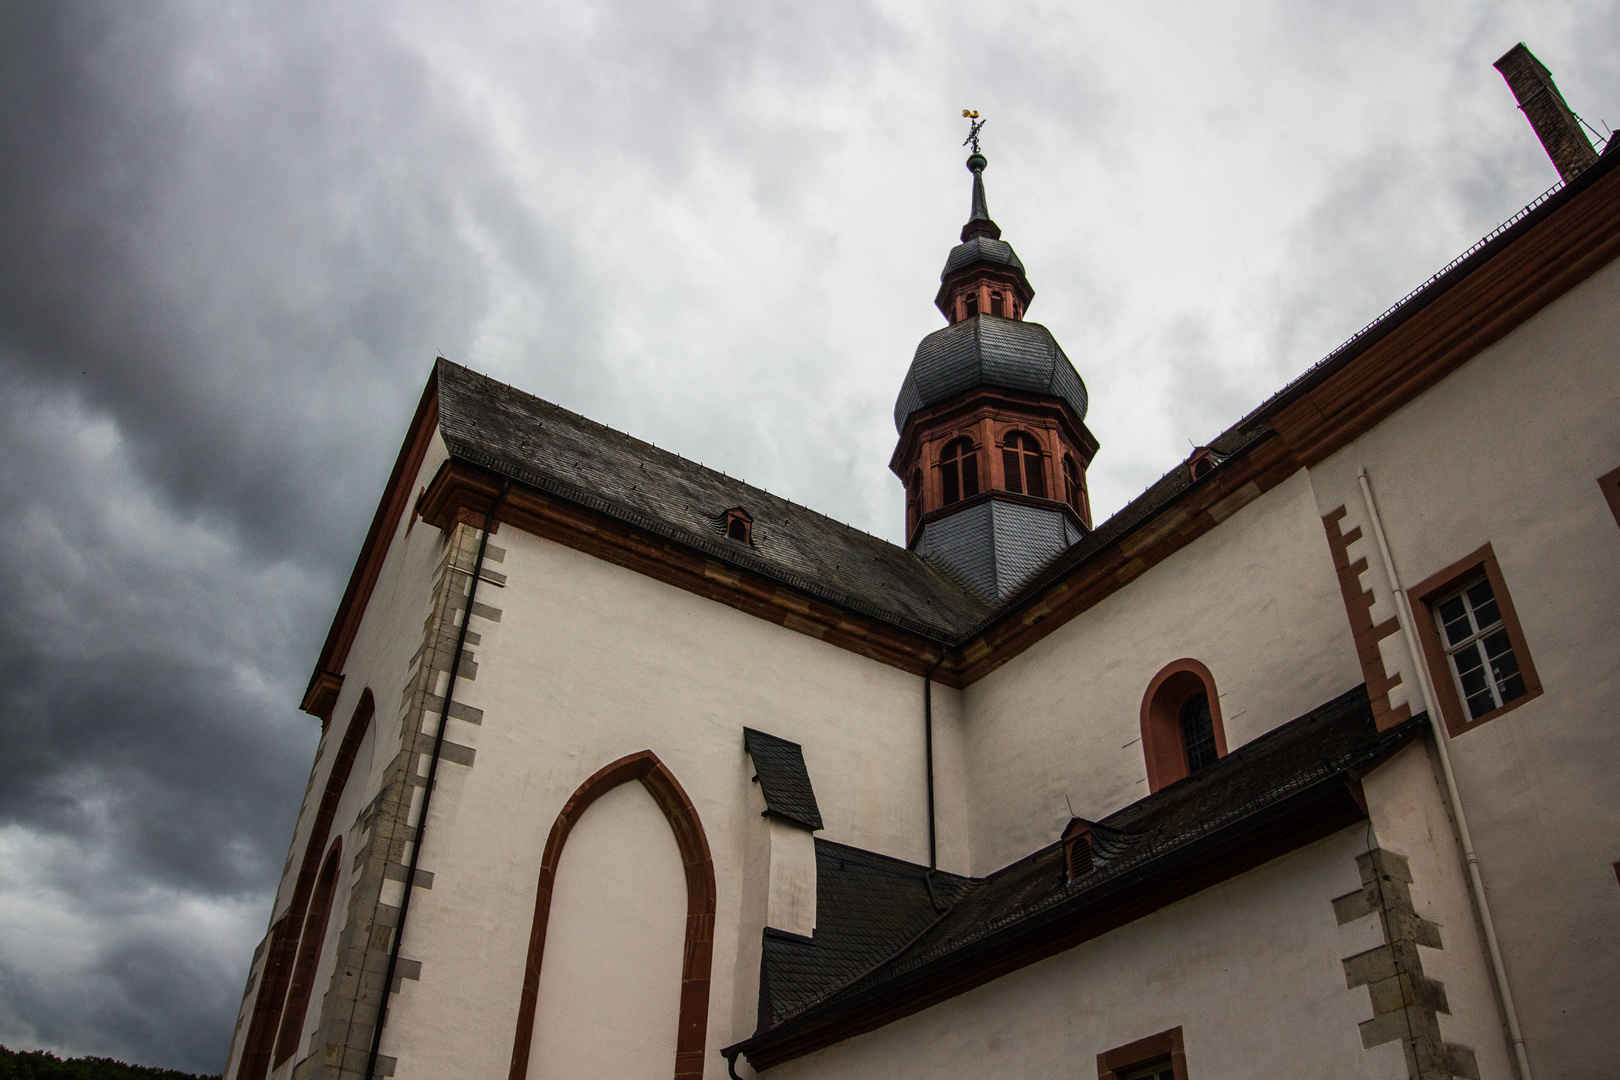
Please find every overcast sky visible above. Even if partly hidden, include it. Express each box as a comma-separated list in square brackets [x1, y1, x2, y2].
[1, 0, 1616, 1072]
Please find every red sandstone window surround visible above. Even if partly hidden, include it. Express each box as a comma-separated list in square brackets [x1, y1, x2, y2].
[1000, 431, 1047, 499]
[1409, 543, 1542, 737]
[272, 837, 344, 1067]
[940, 437, 980, 505]
[1140, 659, 1228, 793]
[1097, 1026, 1189, 1080]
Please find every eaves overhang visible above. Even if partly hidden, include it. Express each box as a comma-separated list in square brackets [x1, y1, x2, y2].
[415, 454, 962, 680]
[300, 370, 441, 727]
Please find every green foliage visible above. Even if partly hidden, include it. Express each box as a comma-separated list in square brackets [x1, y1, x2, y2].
[0, 1045, 218, 1080]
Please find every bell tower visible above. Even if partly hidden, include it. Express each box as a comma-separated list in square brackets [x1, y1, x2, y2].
[890, 121, 1098, 602]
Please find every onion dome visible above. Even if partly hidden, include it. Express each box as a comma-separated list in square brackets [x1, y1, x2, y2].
[893, 314, 1089, 432]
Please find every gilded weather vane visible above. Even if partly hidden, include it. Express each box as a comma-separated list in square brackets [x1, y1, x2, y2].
[962, 110, 985, 154]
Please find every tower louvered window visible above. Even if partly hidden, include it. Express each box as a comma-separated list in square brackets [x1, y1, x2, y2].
[1001, 432, 1046, 499]
[940, 438, 979, 505]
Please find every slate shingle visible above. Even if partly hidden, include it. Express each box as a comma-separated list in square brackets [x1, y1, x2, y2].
[743, 728, 824, 831]
[435, 359, 991, 639]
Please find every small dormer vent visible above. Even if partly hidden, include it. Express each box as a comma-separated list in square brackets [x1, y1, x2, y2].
[723, 507, 753, 544]
[1062, 817, 1139, 884]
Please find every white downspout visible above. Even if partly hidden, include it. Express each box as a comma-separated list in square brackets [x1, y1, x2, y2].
[1356, 468, 1533, 1080]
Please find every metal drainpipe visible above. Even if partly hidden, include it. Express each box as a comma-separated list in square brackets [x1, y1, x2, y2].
[1356, 468, 1533, 1080]
[923, 655, 944, 872]
[922, 654, 947, 913]
[364, 484, 508, 1080]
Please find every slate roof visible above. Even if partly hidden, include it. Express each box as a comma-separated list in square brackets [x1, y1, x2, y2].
[744, 728, 824, 831]
[435, 360, 991, 638]
[757, 842, 973, 1030]
[941, 235, 1025, 278]
[892, 314, 1090, 432]
[737, 685, 1425, 1053]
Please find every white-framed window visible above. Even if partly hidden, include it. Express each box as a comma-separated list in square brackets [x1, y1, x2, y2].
[1434, 576, 1527, 721]
[1120, 1064, 1175, 1080]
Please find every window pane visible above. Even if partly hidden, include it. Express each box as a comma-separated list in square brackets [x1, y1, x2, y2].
[1483, 629, 1526, 704]
[962, 453, 979, 498]
[1025, 452, 1046, 499]
[1465, 579, 1500, 628]
[1437, 595, 1473, 646]
[1451, 642, 1497, 719]
[942, 460, 960, 505]
[1002, 448, 1022, 494]
[1180, 693, 1218, 773]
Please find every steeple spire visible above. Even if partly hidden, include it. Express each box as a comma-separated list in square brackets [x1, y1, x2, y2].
[960, 112, 1001, 241]
[933, 113, 1031, 323]
[962, 153, 1000, 241]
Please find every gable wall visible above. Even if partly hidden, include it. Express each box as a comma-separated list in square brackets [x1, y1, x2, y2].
[1304, 254, 1620, 1078]
[228, 434, 454, 1080]
[369, 521, 970, 1079]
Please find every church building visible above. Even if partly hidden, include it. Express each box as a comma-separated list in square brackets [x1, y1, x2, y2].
[226, 45, 1619, 1080]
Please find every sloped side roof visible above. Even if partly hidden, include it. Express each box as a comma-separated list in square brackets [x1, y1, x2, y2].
[758, 842, 973, 1031]
[744, 728, 824, 831]
[435, 361, 990, 638]
[737, 685, 1425, 1062]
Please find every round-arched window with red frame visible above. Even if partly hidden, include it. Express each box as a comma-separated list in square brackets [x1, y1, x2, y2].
[1001, 431, 1047, 499]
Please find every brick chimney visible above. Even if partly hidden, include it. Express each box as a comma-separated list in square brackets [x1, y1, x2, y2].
[1495, 43, 1599, 183]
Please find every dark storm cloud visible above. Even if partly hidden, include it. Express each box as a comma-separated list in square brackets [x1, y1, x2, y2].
[0, 1, 525, 1068]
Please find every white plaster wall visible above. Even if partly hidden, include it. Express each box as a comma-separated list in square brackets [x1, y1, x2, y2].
[232, 433, 455, 1078]
[766, 818, 817, 939]
[528, 781, 688, 1080]
[1362, 739, 1514, 1079]
[764, 829, 1402, 1080]
[376, 525, 961, 1079]
[1308, 256, 1620, 1077]
[959, 469, 1363, 874]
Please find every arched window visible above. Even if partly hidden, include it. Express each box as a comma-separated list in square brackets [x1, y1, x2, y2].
[990, 291, 1005, 317]
[1063, 455, 1084, 514]
[1001, 432, 1046, 499]
[964, 291, 979, 319]
[1179, 693, 1218, 773]
[273, 838, 343, 1066]
[940, 438, 979, 505]
[1139, 660, 1228, 792]
[237, 690, 373, 1080]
